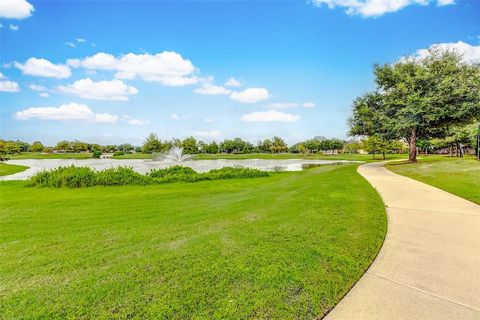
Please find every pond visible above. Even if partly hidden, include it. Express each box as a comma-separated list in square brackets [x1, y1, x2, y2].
[1, 158, 360, 180]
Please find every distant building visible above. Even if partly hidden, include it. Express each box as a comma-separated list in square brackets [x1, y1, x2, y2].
[100, 153, 113, 159]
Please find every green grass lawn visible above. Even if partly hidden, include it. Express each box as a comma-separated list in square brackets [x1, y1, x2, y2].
[0, 163, 29, 176]
[9, 152, 93, 159]
[0, 164, 386, 319]
[387, 155, 480, 204]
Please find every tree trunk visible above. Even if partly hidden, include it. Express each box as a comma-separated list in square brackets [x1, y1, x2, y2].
[382, 152, 386, 160]
[408, 128, 417, 163]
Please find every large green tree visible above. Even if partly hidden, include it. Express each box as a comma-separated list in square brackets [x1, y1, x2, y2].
[142, 133, 163, 154]
[30, 141, 45, 153]
[351, 50, 480, 162]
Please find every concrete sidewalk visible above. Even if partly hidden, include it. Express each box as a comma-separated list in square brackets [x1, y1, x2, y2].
[325, 162, 480, 320]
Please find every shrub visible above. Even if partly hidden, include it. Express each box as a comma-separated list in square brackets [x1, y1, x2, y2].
[96, 167, 149, 186]
[113, 151, 125, 157]
[29, 166, 97, 188]
[92, 150, 102, 158]
[149, 165, 202, 183]
[204, 167, 269, 180]
[28, 165, 269, 188]
[149, 165, 197, 178]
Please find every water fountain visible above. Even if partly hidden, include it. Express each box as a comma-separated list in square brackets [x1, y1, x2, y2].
[153, 146, 194, 162]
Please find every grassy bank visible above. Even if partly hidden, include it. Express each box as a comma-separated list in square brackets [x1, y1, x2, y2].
[9, 152, 92, 160]
[387, 156, 480, 204]
[114, 152, 407, 162]
[0, 163, 29, 176]
[7, 152, 408, 162]
[0, 164, 386, 319]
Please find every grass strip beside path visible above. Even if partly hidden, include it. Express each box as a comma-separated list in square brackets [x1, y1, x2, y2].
[0, 164, 387, 319]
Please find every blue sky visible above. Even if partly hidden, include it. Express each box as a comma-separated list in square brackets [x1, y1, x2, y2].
[1, 0, 479, 146]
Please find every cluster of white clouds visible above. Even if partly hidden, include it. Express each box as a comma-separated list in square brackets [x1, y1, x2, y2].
[0, 0, 34, 19]
[230, 88, 270, 104]
[0, 71, 20, 92]
[241, 110, 301, 123]
[15, 103, 119, 123]
[15, 58, 71, 78]
[29, 84, 49, 97]
[14, 102, 148, 126]
[193, 77, 270, 104]
[238, 101, 317, 122]
[58, 78, 138, 101]
[409, 41, 480, 64]
[67, 51, 197, 86]
[65, 38, 87, 48]
[312, 0, 455, 18]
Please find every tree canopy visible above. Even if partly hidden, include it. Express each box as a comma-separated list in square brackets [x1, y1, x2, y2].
[350, 50, 480, 162]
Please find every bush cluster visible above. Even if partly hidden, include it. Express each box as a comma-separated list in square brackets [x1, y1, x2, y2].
[28, 165, 269, 188]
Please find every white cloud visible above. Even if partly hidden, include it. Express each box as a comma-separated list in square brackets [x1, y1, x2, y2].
[0, 72, 5, 79]
[436, 0, 454, 5]
[0, 80, 20, 92]
[0, 0, 34, 19]
[9, 24, 19, 31]
[204, 117, 214, 123]
[265, 101, 316, 110]
[15, 103, 119, 123]
[126, 118, 148, 126]
[224, 77, 242, 87]
[15, 58, 71, 78]
[230, 88, 270, 104]
[171, 113, 180, 120]
[65, 42, 76, 48]
[241, 110, 300, 122]
[71, 51, 197, 86]
[57, 78, 138, 101]
[302, 102, 316, 108]
[0, 23, 3, 28]
[29, 84, 46, 91]
[195, 130, 221, 138]
[123, 115, 149, 126]
[194, 83, 231, 95]
[29, 84, 50, 97]
[312, 0, 454, 18]
[76, 38, 86, 43]
[409, 41, 480, 64]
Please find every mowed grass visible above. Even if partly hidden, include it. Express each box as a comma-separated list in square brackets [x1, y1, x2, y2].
[0, 163, 29, 176]
[9, 152, 92, 160]
[0, 164, 387, 319]
[387, 156, 480, 204]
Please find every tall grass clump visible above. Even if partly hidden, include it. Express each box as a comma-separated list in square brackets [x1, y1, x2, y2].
[204, 167, 269, 180]
[148, 165, 202, 183]
[96, 167, 149, 186]
[28, 165, 97, 188]
[28, 165, 269, 188]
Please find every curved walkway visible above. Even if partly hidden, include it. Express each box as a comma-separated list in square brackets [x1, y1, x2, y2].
[325, 162, 480, 320]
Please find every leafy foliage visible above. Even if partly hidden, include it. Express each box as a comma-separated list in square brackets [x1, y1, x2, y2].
[350, 50, 480, 162]
[92, 150, 102, 158]
[29, 165, 269, 188]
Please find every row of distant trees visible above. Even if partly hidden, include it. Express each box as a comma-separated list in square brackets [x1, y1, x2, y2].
[349, 49, 480, 162]
[0, 135, 352, 156]
[1, 129, 477, 158]
[0, 139, 140, 156]
[142, 133, 338, 154]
